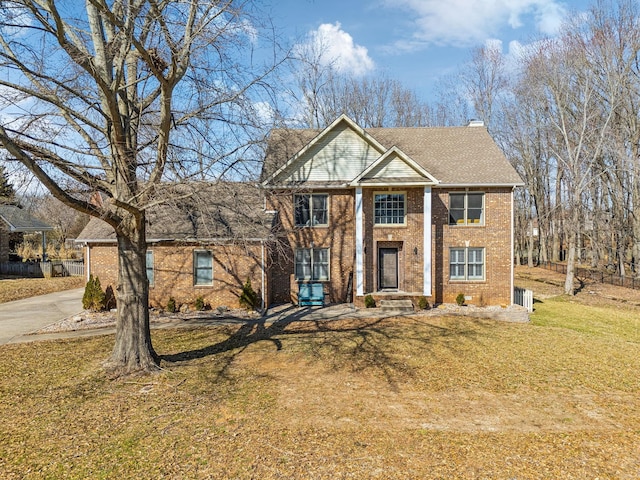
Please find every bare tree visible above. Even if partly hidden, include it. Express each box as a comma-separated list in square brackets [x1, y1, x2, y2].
[0, 1, 281, 373]
[499, 0, 640, 292]
[290, 43, 434, 128]
[28, 194, 90, 245]
[461, 43, 508, 131]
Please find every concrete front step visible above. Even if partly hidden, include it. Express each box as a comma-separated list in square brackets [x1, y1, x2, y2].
[378, 299, 414, 312]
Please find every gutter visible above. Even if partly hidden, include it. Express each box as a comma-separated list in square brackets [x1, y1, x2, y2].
[75, 237, 272, 244]
[436, 182, 526, 188]
[261, 183, 351, 190]
[261, 182, 526, 189]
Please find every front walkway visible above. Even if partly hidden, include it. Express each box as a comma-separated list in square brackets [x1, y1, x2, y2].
[3, 300, 529, 345]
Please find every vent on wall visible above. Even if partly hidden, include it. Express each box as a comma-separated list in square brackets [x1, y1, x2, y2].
[467, 119, 485, 127]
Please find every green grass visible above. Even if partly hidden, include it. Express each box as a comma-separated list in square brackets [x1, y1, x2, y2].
[1, 298, 640, 479]
[532, 295, 640, 341]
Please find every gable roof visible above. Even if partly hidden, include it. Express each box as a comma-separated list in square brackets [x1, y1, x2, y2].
[76, 183, 274, 244]
[350, 146, 439, 186]
[0, 204, 53, 232]
[262, 116, 523, 187]
[263, 115, 387, 185]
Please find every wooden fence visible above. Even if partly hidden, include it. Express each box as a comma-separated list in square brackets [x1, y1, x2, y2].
[0, 260, 85, 278]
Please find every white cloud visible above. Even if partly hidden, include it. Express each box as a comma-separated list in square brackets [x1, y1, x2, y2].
[253, 101, 275, 124]
[479, 38, 544, 73]
[383, 0, 568, 49]
[533, 1, 566, 35]
[297, 22, 375, 76]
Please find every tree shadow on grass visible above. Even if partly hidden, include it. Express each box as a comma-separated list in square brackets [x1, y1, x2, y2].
[160, 306, 481, 388]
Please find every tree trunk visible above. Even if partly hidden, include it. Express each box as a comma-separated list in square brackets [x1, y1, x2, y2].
[564, 191, 581, 295]
[633, 182, 640, 277]
[564, 234, 576, 295]
[539, 220, 549, 263]
[104, 213, 159, 374]
[576, 225, 582, 266]
[527, 225, 534, 268]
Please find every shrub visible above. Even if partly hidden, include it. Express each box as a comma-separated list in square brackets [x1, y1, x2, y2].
[166, 297, 177, 313]
[417, 296, 429, 310]
[455, 293, 466, 306]
[104, 285, 116, 310]
[364, 294, 376, 308]
[82, 275, 106, 312]
[239, 278, 259, 311]
[477, 293, 486, 307]
[194, 296, 206, 311]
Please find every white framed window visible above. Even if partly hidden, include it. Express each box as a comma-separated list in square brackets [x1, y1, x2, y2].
[295, 194, 328, 227]
[449, 192, 484, 225]
[146, 250, 154, 286]
[194, 250, 213, 286]
[450, 247, 484, 281]
[374, 192, 406, 225]
[295, 247, 329, 281]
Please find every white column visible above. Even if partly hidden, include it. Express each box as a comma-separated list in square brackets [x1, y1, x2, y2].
[423, 186, 432, 296]
[355, 187, 364, 296]
[86, 244, 91, 282]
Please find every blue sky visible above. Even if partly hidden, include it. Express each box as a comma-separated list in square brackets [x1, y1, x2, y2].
[268, 0, 590, 100]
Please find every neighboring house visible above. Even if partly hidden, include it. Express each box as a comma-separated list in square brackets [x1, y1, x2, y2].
[262, 114, 524, 307]
[76, 183, 274, 310]
[0, 204, 54, 262]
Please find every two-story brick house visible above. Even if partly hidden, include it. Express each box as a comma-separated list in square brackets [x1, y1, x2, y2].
[77, 115, 523, 311]
[263, 114, 523, 307]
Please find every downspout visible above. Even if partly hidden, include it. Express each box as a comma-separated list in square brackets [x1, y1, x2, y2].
[510, 187, 515, 305]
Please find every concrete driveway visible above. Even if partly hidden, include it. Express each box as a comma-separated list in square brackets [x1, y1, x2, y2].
[0, 288, 84, 345]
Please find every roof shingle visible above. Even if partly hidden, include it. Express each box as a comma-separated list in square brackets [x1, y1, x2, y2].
[0, 204, 53, 232]
[263, 120, 523, 186]
[76, 183, 273, 243]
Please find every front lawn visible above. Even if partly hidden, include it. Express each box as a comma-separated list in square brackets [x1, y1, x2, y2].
[1, 288, 639, 479]
[0, 276, 84, 303]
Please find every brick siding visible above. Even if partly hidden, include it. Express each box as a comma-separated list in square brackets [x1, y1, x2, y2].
[268, 186, 513, 307]
[267, 189, 355, 304]
[86, 186, 514, 310]
[86, 242, 266, 310]
[434, 188, 513, 306]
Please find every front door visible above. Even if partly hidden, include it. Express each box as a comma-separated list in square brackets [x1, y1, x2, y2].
[378, 248, 398, 290]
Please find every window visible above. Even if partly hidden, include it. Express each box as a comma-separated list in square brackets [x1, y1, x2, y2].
[374, 193, 405, 225]
[450, 247, 484, 280]
[449, 192, 484, 225]
[295, 194, 328, 227]
[295, 248, 329, 281]
[146, 250, 154, 286]
[194, 250, 213, 285]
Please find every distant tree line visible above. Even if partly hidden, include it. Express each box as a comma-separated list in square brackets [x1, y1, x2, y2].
[485, 0, 640, 293]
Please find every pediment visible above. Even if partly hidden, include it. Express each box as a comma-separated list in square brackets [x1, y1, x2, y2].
[350, 147, 439, 186]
